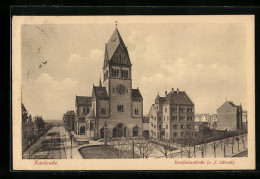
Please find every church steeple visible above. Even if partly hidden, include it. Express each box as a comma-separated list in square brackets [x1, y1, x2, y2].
[103, 26, 131, 68]
[99, 76, 102, 87]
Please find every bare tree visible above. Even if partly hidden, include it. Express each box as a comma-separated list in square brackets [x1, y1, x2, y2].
[211, 134, 220, 158]
[107, 134, 131, 159]
[135, 137, 157, 158]
[235, 136, 240, 152]
[241, 135, 246, 149]
[155, 138, 176, 158]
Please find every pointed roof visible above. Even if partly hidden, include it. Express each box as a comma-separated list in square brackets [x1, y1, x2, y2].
[106, 28, 126, 60]
[92, 86, 109, 100]
[155, 94, 166, 103]
[132, 89, 143, 99]
[164, 91, 193, 105]
[76, 96, 92, 106]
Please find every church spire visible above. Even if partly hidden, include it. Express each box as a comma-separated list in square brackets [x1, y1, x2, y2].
[99, 74, 102, 87]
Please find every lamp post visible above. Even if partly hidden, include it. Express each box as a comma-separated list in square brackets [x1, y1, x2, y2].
[70, 133, 73, 159]
[104, 121, 108, 146]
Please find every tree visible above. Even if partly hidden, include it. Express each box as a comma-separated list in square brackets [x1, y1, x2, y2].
[107, 134, 131, 159]
[181, 131, 197, 158]
[22, 103, 28, 123]
[135, 137, 157, 158]
[34, 116, 45, 133]
[156, 138, 176, 158]
[235, 136, 240, 152]
[211, 134, 220, 158]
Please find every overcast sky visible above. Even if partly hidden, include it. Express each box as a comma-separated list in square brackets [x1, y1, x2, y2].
[21, 16, 251, 120]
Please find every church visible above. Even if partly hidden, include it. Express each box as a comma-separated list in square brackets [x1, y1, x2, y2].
[74, 26, 143, 140]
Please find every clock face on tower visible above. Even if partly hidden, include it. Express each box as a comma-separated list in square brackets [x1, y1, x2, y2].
[116, 84, 125, 94]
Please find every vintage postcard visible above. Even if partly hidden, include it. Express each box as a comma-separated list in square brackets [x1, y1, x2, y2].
[12, 15, 255, 170]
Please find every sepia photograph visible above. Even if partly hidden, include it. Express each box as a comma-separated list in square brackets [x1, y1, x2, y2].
[12, 15, 255, 170]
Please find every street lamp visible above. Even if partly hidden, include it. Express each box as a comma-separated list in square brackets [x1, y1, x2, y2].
[104, 121, 108, 146]
[70, 133, 73, 159]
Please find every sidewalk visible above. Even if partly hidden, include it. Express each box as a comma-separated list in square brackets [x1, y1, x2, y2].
[61, 128, 104, 159]
[22, 128, 53, 159]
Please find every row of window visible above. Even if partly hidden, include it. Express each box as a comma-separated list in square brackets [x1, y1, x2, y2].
[113, 53, 128, 65]
[173, 132, 186, 137]
[164, 124, 192, 129]
[111, 68, 129, 78]
[173, 124, 192, 129]
[165, 107, 193, 113]
[163, 116, 193, 121]
[112, 88, 128, 93]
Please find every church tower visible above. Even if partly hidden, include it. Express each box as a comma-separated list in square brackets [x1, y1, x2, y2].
[103, 25, 133, 120]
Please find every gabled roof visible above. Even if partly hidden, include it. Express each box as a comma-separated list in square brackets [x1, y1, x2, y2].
[92, 86, 109, 100]
[164, 91, 193, 105]
[106, 28, 126, 60]
[132, 89, 143, 99]
[155, 95, 166, 103]
[228, 101, 241, 108]
[76, 96, 92, 106]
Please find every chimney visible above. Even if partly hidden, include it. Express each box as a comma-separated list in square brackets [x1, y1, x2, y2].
[137, 87, 139, 90]
[177, 88, 179, 93]
[172, 88, 174, 93]
[165, 91, 167, 96]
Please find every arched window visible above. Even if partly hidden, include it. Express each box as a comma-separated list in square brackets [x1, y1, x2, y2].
[100, 127, 104, 138]
[87, 107, 90, 114]
[83, 107, 85, 113]
[113, 127, 118, 137]
[117, 123, 123, 137]
[143, 130, 149, 139]
[90, 121, 94, 131]
[133, 126, 139, 137]
[124, 127, 127, 138]
[121, 69, 123, 78]
[80, 126, 85, 134]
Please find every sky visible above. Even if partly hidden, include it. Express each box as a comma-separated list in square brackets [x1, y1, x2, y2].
[21, 16, 251, 120]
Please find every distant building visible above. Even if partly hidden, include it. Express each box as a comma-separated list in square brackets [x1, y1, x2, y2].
[195, 114, 217, 129]
[63, 110, 76, 131]
[149, 88, 195, 139]
[209, 114, 218, 129]
[217, 101, 243, 131]
[195, 114, 210, 123]
[74, 96, 92, 135]
[142, 115, 150, 138]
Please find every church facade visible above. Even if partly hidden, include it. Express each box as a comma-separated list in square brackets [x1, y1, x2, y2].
[74, 27, 143, 140]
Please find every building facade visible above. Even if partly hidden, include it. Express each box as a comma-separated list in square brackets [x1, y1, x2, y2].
[74, 27, 143, 140]
[63, 110, 76, 131]
[217, 101, 243, 131]
[149, 88, 195, 139]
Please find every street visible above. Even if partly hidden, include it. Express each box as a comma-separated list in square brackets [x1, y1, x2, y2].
[29, 126, 66, 159]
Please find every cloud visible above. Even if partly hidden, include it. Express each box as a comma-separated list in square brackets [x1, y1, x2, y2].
[23, 73, 79, 119]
